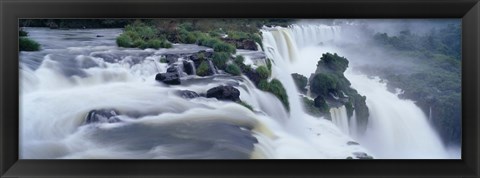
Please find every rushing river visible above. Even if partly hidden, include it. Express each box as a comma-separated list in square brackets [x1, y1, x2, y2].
[20, 25, 455, 159]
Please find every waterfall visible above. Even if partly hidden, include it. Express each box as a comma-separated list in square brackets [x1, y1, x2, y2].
[330, 106, 350, 135]
[261, 24, 450, 159]
[345, 71, 447, 158]
[20, 27, 369, 159]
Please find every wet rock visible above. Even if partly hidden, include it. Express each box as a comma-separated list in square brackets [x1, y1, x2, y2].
[167, 65, 179, 73]
[165, 54, 179, 65]
[353, 152, 374, 159]
[347, 141, 360, 145]
[85, 109, 121, 124]
[206, 86, 240, 102]
[96, 35, 104, 37]
[155, 73, 181, 85]
[177, 90, 200, 99]
[183, 60, 196, 75]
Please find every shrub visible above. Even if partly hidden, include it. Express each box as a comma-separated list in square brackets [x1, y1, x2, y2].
[256, 66, 270, 80]
[266, 58, 272, 71]
[310, 73, 338, 96]
[291, 73, 308, 93]
[213, 42, 236, 53]
[234, 55, 245, 65]
[197, 61, 210, 76]
[19, 37, 40, 51]
[212, 52, 230, 70]
[225, 63, 242, 76]
[317, 53, 349, 73]
[302, 96, 324, 117]
[237, 100, 253, 111]
[257, 79, 289, 111]
[116, 34, 133, 47]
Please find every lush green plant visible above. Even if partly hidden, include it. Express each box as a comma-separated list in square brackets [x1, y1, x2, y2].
[317, 53, 349, 74]
[159, 57, 167, 63]
[237, 100, 253, 111]
[19, 37, 40, 51]
[213, 42, 236, 53]
[196, 61, 210, 76]
[212, 52, 230, 69]
[291, 73, 307, 93]
[310, 73, 338, 96]
[116, 21, 172, 49]
[257, 79, 289, 111]
[256, 66, 270, 80]
[225, 63, 242, 76]
[302, 96, 324, 117]
[234, 55, 245, 65]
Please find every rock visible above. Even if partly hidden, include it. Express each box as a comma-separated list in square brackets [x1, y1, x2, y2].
[206, 86, 240, 102]
[96, 35, 104, 37]
[167, 66, 179, 73]
[353, 152, 374, 159]
[165, 54, 180, 65]
[183, 60, 196, 75]
[177, 90, 200, 99]
[346, 156, 353, 159]
[347, 141, 360, 145]
[155, 73, 181, 85]
[85, 109, 121, 124]
[222, 38, 258, 51]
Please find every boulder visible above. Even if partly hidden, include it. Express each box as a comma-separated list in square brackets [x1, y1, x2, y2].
[347, 141, 360, 145]
[353, 152, 374, 159]
[177, 90, 200, 99]
[206, 86, 240, 102]
[155, 73, 181, 85]
[85, 109, 121, 124]
[183, 60, 196, 75]
[165, 54, 180, 65]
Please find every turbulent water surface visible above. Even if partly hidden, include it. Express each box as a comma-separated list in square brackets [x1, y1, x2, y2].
[20, 24, 456, 159]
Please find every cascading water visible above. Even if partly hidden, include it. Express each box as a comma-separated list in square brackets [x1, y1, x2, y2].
[20, 27, 369, 159]
[261, 23, 451, 159]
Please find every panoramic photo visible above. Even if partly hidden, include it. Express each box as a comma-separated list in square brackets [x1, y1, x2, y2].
[19, 19, 461, 159]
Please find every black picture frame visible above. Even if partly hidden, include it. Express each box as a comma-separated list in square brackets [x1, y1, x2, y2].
[1, 0, 479, 177]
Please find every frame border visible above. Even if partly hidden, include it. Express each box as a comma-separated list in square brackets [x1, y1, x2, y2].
[1, 0, 479, 177]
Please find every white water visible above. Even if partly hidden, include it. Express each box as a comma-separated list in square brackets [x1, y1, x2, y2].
[20, 27, 368, 159]
[262, 24, 452, 159]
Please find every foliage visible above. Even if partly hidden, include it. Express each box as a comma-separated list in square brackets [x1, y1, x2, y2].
[257, 79, 289, 111]
[116, 21, 172, 49]
[225, 63, 242, 76]
[196, 61, 210, 76]
[291, 73, 307, 93]
[234, 55, 245, 65]
[310, 73, 338, 96]
[19, 29, 28, 37]
[213, 42, 236, 53]
[302, 96, 324, 117]
[316, 53, 349, 74]
[19, 37, 40, 51]
[256, 66, 270, 80]
[212, 52, 230, 70]
[237, 100, 253, 111]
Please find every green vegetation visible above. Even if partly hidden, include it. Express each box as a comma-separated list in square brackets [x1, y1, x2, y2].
[225, 63, 242, 76]
[19, 29, 40, 51]
[116, 21, 172, 49]
[256, 66, 270, 80]
[212, 52, 231, 70]
[237, 100, 254, 111]
[234, 55, 245, 65]
[302, 96, 324, 117]
[291, 73, 307, 93]
[369, 24, 461, 144]
[196, 61, 210, 76]
[310, 73, 338, 96]
[258, 79, 289, 111]
[19, 37, 40, 51]
[316, 53, 349, 74]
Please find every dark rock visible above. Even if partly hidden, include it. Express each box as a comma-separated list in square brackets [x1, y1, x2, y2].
[85, 109, 121, 124]
[206, 86, 240, 102]
[347, 141, 360, 145]
[96, 35, 104, 37]
[353, 152, 374, 159]
[165, 54, 180, 65]
[155, 73, 181, 85]
[177, 90, 200, 99]
[167, 66, 179, 73]
[183, 60, 196, 75]
[346, 156, 353, 159]
[222, 38, 258, 51]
